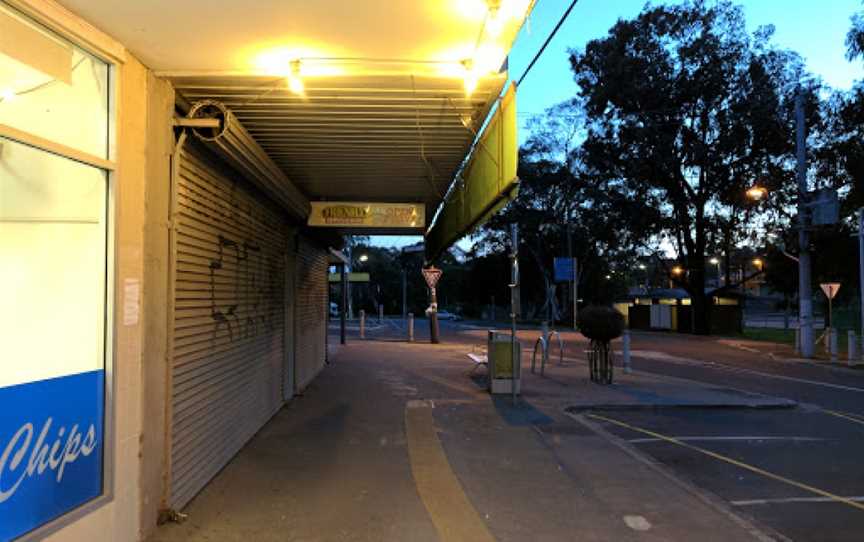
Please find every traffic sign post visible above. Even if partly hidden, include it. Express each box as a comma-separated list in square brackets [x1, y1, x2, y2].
[422, 266, 443, 344]
[820, 282, 841, 354]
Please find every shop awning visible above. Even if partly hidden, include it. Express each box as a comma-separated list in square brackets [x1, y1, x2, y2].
[424, 82, 518, 262]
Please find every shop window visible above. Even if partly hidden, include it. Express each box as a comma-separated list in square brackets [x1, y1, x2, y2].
[0, 3, 113, 540]
[0, 3, 110, 158]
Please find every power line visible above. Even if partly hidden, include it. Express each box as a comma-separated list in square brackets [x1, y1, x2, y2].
[516, 0, 581, 87]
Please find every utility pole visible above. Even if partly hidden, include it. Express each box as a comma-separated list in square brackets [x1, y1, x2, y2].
[858, 208, 864, 353]
[401, 268, 407, 321]
[797, 90, 814, 358]
[567, 223, 577, 330]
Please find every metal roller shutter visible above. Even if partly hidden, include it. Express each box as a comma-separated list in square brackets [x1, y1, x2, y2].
[169, 142, 287, 510]
[294, 237, 328, 391]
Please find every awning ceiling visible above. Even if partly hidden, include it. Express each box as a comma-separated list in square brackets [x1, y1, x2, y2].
[55, 0, 533, 244]
[171, 72, 507, 206]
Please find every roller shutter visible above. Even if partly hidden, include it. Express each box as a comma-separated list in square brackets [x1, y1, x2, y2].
[168, 142, 287, 510]
[294, 237, 328, 391]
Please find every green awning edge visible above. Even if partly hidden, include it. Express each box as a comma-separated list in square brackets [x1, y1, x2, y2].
[425, 82, 518, 262]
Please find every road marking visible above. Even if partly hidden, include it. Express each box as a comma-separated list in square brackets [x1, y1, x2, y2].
[823, 409, 864, 426]
[628, 436, 825, 444]
[732, 496, 864, 506]
[587, 413, 864, 513]
[404, 400, 495, 542]
[628, 350, 864, 393]
[623, 515, 652, 531]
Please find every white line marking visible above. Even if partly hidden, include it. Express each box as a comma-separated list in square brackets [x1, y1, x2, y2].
[732, 496, 864, 506]
[629, 350, 864, 393]
[623, 515, 652, 531]
[628, 436, 826, 444]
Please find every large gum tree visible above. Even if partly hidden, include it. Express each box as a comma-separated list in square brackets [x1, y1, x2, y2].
[569, 0, 809, 334]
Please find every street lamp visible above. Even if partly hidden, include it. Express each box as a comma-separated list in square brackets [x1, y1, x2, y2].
[752, 258, 763, 271]
[358, 254, 369, 262]
[671, 265, 684, 276]
[709, 257, 722, 285]
[746, 186, 768, 201]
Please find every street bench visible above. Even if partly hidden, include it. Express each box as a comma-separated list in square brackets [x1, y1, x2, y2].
[466, 352, 488, 375]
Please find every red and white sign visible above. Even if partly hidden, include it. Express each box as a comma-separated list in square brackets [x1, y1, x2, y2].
[820, 282, 841, 300]
[422, 267, 442, 289]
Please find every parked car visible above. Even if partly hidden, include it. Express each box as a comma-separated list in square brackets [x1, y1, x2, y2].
[329, 302, 339, 318]
[436, 310, 461, 321]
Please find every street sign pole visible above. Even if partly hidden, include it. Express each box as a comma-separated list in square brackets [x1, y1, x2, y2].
[510, 224, 520, 404]
[422, 266, 443, 344]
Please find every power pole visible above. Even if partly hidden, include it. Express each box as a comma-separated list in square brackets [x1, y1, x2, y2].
[858, 208, 864, 353]
[401, 268, 407, 321]
[796, 90, 814, 358]
[567, 223, 577, 330]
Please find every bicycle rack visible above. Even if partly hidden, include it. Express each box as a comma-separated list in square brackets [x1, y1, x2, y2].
[530, 324, 565, 376]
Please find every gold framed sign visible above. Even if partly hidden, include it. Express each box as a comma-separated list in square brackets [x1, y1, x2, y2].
[308, 202, 425, 229]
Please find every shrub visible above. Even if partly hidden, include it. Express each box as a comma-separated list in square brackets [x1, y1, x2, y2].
[578, 305, 625, 342]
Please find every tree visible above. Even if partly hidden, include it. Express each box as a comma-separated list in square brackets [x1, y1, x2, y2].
[568, 0, 810, 333]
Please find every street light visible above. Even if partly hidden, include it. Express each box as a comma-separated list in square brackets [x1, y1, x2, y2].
[358, 254, 369, 262]
[638, 264, 647, 270]
[709, 257, 722, 285]
[747, 186, 768, 201]
[671, 265, 684, 276]
[753, 258, 763, 271]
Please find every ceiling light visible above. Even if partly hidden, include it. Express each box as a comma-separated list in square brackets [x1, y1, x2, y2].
[287, 59, 304, 95]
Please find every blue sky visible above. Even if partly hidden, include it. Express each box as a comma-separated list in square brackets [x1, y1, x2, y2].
[372, 0, 864, 249]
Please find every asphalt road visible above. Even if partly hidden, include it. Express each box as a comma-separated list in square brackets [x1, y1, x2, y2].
[341, 318, 864, 541]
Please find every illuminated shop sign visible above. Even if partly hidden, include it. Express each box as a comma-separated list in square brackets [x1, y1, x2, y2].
[308, 202, 425, 229]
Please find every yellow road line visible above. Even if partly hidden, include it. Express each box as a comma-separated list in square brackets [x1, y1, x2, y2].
[587, 413, 864, 513]
[405, 400, 495, 542]
[824, 409, 864, 426]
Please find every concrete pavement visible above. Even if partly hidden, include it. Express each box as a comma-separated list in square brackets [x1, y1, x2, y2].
[148, 332, 784, 542]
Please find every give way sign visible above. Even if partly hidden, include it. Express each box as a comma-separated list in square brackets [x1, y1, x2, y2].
[821, 282, 841, 300]
[422, 267, 442, 289]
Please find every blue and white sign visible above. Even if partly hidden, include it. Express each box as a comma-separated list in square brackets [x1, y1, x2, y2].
[554, 257, 577, 283]
[0, 371, 104, 541]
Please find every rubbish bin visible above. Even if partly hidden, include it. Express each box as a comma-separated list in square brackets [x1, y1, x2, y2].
[487, 330, 521, 395]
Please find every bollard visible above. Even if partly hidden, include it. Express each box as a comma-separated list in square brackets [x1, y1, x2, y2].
[830, 328, 838, 362]
[360, 310, 366, 339]
[407, 313, 414, 342]
[379, 304, 384, 323]
[794, 327, 801, 356]
[541, 321, 550, 373]
[849, 330, 857, 365]
[623, 330, 632, 374]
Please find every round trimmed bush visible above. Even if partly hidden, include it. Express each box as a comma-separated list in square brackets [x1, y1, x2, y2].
[578, 305, 625, 342]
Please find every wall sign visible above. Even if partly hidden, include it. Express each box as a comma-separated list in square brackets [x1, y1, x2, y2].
[308, 202, 425, 229]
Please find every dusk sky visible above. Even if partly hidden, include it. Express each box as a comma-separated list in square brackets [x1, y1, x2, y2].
[373, 0, 864, 249]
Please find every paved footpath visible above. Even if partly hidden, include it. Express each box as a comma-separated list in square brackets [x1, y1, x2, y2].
[149, 332, 788, 542]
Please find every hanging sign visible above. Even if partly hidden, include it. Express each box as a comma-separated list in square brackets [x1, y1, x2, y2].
[308, 202, 425, 229]
[820, 282, 841, 300]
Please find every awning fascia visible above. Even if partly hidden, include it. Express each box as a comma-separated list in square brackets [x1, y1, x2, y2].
[424, 82, 519, 262]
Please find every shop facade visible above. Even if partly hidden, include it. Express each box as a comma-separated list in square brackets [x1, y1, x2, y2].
[0, 0, 527, 539]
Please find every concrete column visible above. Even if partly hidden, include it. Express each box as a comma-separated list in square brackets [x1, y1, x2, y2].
[360, 310, 366, 339]
[848, 330, 857, 365]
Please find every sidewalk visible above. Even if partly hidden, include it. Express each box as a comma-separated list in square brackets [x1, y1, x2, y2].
[148, 336, 785, 542]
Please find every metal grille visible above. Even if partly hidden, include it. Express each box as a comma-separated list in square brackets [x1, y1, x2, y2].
[294, 237, 328, 391]
[169, 143, 287, 510]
